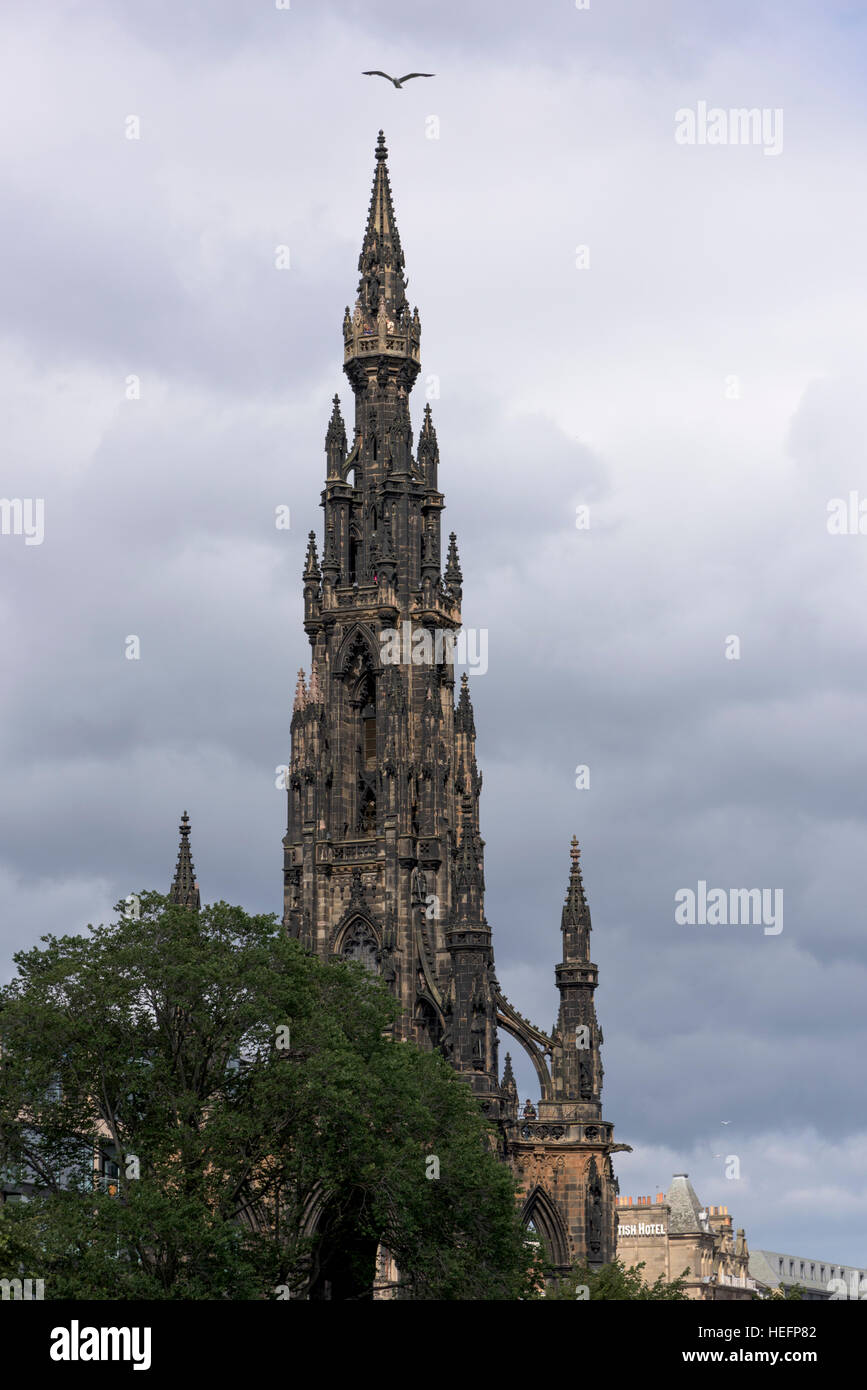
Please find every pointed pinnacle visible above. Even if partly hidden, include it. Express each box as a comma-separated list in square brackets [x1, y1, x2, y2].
[569, 835, 585, 885]
[456, 672, 475, 736]
[170, 810, 200, 910]
[357, 129, 406, 315]
[293, 668, 308, 711]
[418, 403, 438, 465]
[445, 531, 462, 584]
[563, 835, 590, 933]
[326, 394, 346, 451]
[303, 530, 320, 580]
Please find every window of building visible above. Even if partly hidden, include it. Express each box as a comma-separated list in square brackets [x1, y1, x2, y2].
[100, 1151, 120, 1180]
[98, 1146, 121, 1195]
[363, 705, 376, 767]
[341, 920, 379, 974]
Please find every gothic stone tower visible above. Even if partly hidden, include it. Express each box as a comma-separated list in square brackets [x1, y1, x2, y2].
[282, 132, 628, 1270]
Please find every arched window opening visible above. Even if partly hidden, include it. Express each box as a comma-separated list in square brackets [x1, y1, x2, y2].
[521, 1187, 570, 1271]
[308, 1193, 380, 1300]
[413, 999, 442, 1053]
[341, 919, 380, 974]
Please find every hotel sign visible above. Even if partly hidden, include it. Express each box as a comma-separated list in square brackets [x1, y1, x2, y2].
[618, 1222, 666, 1236]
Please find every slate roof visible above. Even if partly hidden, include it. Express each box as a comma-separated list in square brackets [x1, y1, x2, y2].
[666, 1174, 711, 1235]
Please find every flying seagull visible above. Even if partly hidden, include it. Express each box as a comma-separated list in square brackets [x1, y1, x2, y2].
[362, 71, 434, 88]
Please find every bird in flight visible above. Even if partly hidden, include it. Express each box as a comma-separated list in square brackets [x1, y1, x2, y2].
[362, 71, 434, 89]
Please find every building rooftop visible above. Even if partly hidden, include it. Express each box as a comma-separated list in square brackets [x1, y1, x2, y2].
[666, 1174, 712, 1235]
[750, 1248, 866, 1297]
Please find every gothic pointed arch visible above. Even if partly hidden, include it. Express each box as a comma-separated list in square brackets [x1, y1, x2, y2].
[331, 870, 382, 968]
[334, 622, 380, 680]
[413, 992, 444, 1052]
[299, 1182, 328, 1238]
[338, 915, 381, 972]
[307, 1188, 380, 1301]
[495, 990, 553, 1101]
[520, 1185, 571, 1270]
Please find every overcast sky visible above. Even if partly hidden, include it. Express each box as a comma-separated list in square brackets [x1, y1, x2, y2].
[1, 0, 866, 1270]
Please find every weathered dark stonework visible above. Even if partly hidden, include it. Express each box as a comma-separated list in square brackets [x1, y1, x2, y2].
[282, 131, 629, 1269]
[169, 811, 200, 910]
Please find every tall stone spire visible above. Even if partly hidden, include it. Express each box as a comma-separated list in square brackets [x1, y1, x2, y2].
[283, 131, 625, 1277]
[357, 130, 407, 318]
[342, 131, 421, 408]
[505, 835, 626, 1271]
[562, 834, 591, 959]
[169, 811, 200, 910]
[551, 837, 603, 1107]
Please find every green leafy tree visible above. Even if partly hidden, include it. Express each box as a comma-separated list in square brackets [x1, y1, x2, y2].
[757, 1283, 805, 1300]
[545, 1257, 690, 1300]
[0, 893, 535, 1300]
[0, 1202, 37, 1279]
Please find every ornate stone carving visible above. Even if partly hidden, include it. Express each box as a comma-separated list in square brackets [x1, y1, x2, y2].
[341, 919, 380, 973]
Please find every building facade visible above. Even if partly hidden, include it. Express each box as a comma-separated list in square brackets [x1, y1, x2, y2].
[279, 130, 629, 1271]
[616, 1174, 756, 1299]
[749, 1249, 867, 1301]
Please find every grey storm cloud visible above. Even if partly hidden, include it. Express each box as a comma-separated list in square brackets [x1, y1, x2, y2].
[1, 0, 865, 1266]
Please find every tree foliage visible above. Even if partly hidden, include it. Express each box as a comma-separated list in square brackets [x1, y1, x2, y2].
[0, 894, 535, 1300]
[545, 1257, 690, 1300]
[758, 1282, 805, 1300]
